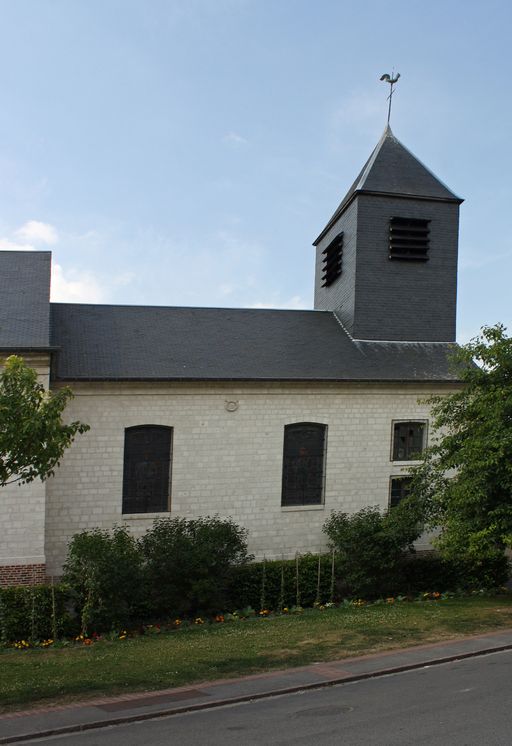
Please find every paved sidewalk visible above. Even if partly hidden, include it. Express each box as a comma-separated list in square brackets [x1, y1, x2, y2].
[2, 629, 512, 744]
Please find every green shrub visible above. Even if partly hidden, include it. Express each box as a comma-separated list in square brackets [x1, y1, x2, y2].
[401, 552, 509, 593]
[230, 550, 510, 609]
[455, 553, 510, 589]
[62, 525, 144, 633]
[140, 516, 250, 617]
[400, 553, 459, 593]
[323, 502, 423, 598]
[229, 554, 334, 610]
[0, 584, 73, 643]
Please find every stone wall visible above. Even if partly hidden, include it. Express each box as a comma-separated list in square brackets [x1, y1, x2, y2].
[44, 380, 458, 576]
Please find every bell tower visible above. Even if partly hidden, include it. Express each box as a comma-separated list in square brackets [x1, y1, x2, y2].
[313, 126, 463, 342]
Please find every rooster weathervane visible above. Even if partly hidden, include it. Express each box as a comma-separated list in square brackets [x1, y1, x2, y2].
[380, 71, 400, 125]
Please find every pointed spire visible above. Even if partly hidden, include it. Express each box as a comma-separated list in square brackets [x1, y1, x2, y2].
[314, 128, 462, 245]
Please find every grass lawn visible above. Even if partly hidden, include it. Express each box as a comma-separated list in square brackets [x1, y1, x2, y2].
[2, 595, 512, 713]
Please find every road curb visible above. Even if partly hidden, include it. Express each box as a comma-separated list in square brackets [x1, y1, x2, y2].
[2, 642, 512, 744]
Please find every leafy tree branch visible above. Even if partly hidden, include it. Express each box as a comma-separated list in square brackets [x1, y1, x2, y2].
[0, 355, 89, 486]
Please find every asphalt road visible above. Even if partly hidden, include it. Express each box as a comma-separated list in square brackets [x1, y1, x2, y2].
[27, 650, 512, 746]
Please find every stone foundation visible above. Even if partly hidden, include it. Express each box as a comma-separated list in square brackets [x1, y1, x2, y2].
[0, 563, 47, 587]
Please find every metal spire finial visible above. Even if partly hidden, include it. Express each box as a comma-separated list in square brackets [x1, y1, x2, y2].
[380, 71, 400, 125]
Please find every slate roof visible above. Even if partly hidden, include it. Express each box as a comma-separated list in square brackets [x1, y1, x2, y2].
[314, 126, 463, 245]
[50, 303, 460, 382]
[0, 251, 51, 349]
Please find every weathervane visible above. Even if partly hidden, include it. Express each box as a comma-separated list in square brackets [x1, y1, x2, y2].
[380, 71, 400, 125]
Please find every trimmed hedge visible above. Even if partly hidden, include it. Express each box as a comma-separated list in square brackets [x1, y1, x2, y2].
[228, 552, 510, 609]
[229, 554, 335, 610]
[0, 585, 74, 643]
[403, 552, 510, 593]
[2, 511, 508, 643]
[1, 551, 508, 643]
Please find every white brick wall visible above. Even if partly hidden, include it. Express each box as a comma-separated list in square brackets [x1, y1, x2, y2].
[44, 380, 459, 575]
[0, 354, 50, 567]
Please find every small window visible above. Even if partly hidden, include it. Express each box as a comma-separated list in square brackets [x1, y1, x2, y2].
[389, 217, 429, 261]
[122, 426, 172, 514]
[321, 233, 343, 287]
[281, 423, 327, 506]
[390, 476, 413, 508]
[392, 421, 426, 461]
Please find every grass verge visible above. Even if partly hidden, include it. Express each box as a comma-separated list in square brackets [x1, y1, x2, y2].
[2, 595, 512, 713]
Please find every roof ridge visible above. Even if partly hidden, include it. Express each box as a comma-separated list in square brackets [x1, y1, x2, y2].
[50, 302, 333, 314]
[352, 125, 392, 193]
[332, 310, 355, 340]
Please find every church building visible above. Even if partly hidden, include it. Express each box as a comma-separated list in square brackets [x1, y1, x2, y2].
[0, 125, 463, 585]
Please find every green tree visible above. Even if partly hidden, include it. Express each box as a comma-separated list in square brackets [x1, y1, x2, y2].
[410, 324, 512, 562]
[0, 355, 89, 486]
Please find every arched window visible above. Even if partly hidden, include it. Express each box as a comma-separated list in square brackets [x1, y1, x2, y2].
[281, 423, 327, 507]
[122, 426, 172, 514]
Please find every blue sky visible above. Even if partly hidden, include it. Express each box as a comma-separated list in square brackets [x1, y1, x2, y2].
[1, 0, 511, 341]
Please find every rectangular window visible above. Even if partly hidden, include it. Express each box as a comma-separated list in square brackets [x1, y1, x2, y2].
[392, 421, 426, 461]
[389, 217, 430, 261]
[281, 423, 327, 506]
[321, 232, 343, 287]
[122, 425, 172, 514]
[390, 476, 413, 508]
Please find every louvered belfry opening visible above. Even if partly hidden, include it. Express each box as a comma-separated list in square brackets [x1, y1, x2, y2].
[389, 217, 430, 260]
[321, 232, 343, 286]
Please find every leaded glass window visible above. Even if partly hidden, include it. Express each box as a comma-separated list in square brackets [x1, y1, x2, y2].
[390, 476, 413, 508]
[392, 421, 426, 461]
[122, 426, 172, 514]
[281, 423, 327, 506]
